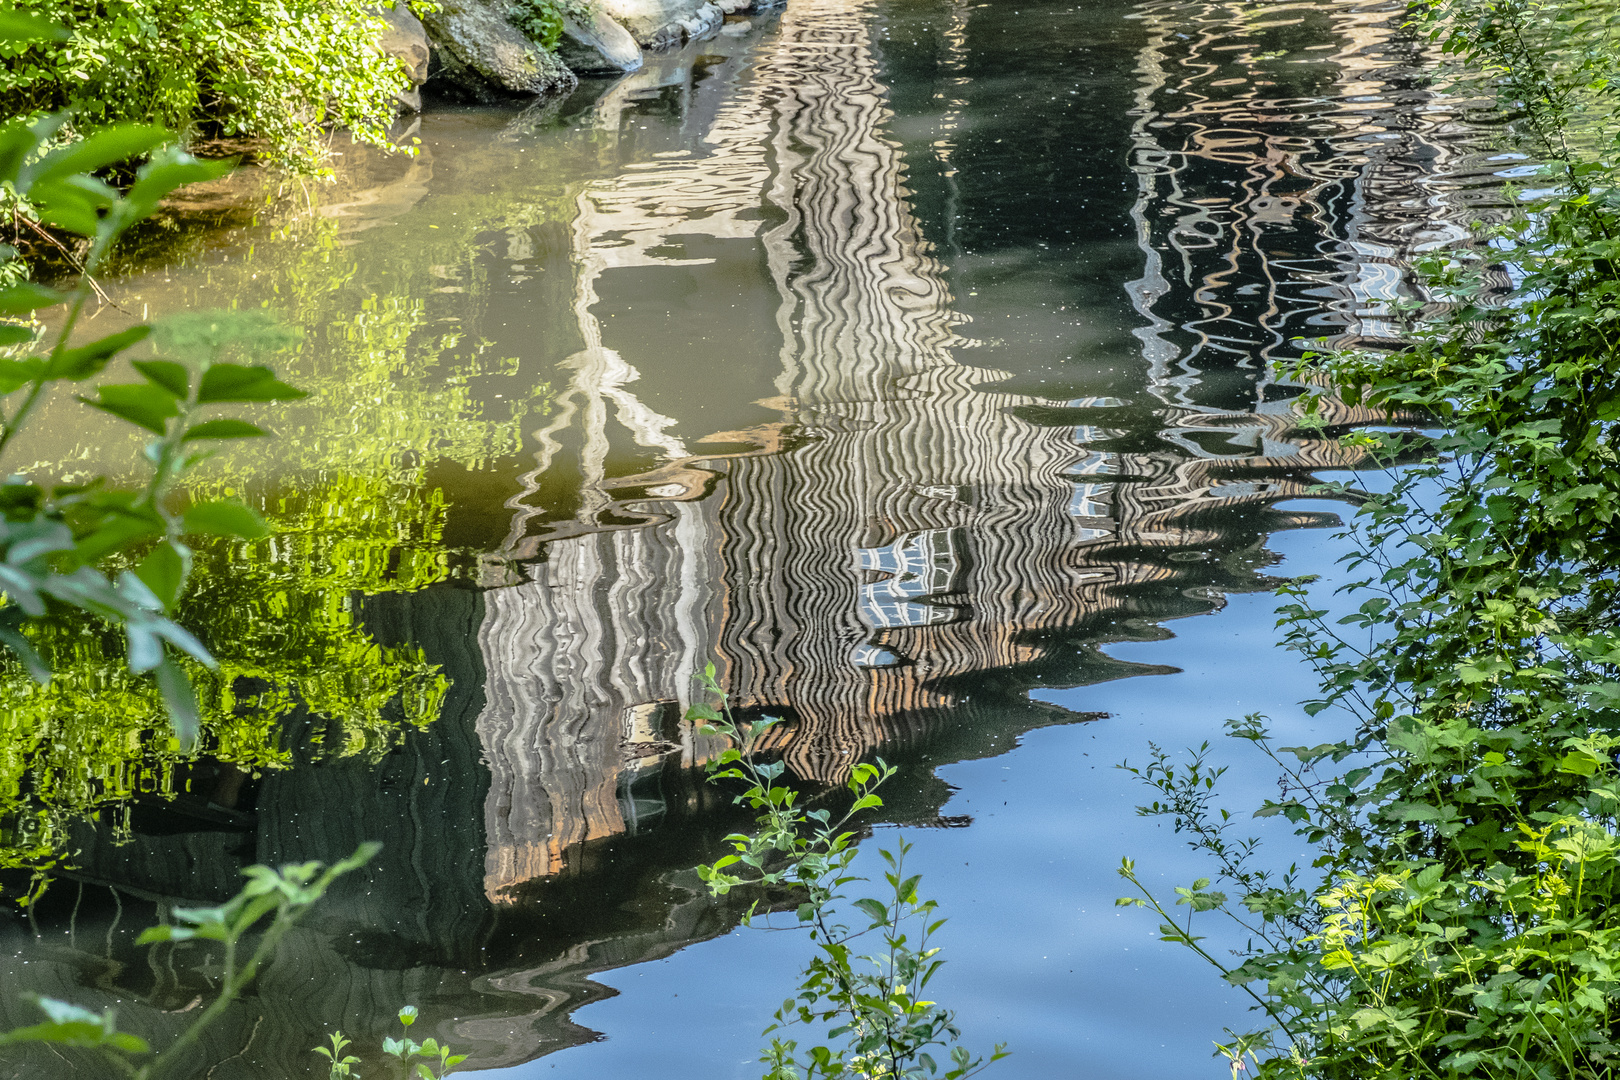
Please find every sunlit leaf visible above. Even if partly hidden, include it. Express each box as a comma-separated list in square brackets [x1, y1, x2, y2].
[0, 12, 69, 42]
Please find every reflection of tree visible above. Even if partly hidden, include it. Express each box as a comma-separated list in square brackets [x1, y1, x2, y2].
[0, 207, 554, 872]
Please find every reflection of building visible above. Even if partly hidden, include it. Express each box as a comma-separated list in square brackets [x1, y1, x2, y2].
[1124, 0, 1495, 411]
[471, 0, 1388, 905]
[2, 1, 1482, 1076]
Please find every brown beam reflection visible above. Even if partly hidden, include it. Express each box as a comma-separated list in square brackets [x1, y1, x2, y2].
[476, 0, 1386, 905]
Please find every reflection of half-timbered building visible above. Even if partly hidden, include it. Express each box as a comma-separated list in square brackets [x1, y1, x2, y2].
[471, 0, 1389, 905]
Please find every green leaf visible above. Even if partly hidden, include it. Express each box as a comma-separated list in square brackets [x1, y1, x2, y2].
[182, 419, 266, 441]
[0, 996, 150, 1054]
[125, 151, 234, 218]
[853, 897, 889, 925]
[196, 362, 305, 403]
[152, 656, 200, 748]
[80, 383, 180, 434]
[0, 358, 43, 395]
[0, 618, 49, 684]
[1557, 750, 1601, 777]
[49, 325, 153, 379]
[0, 11, 69, 41]
[0, 323, 34, 346]
[182, 501, 268, 539]
[0, 282, 66, 315]
[134, 541, 188, 610]
[73, 509, 164, 564]
[25, 125, 171, 187]
[27, 174, 119, 235]
[132, 358, 188, 397]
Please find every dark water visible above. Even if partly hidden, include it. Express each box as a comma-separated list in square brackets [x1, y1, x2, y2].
[0, 0, 1504, 1076]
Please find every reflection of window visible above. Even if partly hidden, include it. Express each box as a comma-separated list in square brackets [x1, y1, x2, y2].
[617, 758, 667, 835]
[850, 642, 904, 668]
[854, 529, 963, 629]
[1068, 482, 1111, 519]
[1070, 451, 1117, 477]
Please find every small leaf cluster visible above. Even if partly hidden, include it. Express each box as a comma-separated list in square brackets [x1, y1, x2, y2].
[689, 663, 1005, 1080]
[318, 1006, 469, 1079]
[0, 0, 417, 174]
[508, 0, 594, 51]
[0, 843, 379, 1078]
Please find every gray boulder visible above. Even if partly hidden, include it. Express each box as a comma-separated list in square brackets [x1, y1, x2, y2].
[372, 3, 431, 112]
[597, 0, 724, 49]
[558, 8, 643, 74]
[419, 0, 578, 101]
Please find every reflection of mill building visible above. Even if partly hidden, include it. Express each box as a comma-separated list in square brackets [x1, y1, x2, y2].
[471, 0, 1385, 904]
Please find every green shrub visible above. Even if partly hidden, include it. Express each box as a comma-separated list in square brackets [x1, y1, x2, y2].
[0, 0, 416, 172]
[509, 0, 593, 51]
[1118, 2, 1620, 1077]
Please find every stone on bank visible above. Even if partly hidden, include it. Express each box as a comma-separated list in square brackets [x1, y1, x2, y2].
[375, 0, 791, 104]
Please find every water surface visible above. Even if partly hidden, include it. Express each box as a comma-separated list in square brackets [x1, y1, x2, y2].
[0, 0, 1501, 1076]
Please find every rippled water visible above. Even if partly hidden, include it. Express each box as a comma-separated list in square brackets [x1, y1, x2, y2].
[0, 0, 1510, 1076]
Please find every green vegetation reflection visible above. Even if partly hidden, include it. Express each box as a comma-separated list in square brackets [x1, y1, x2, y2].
[1, 192, 559, 877]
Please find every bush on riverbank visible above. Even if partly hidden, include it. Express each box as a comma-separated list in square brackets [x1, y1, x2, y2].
[0, 0, 415, 171]
[1121, 1, 1620, 1076]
